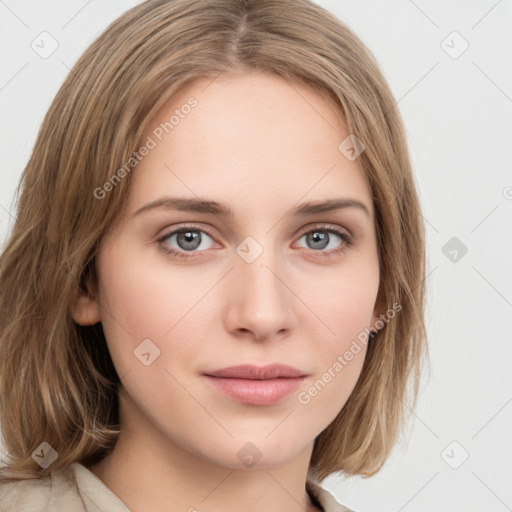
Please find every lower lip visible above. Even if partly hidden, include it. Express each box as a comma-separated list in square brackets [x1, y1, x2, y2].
[203, 376, 305, 406]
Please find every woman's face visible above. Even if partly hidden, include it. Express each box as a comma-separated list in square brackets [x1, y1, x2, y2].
[76, 70, 381, 470]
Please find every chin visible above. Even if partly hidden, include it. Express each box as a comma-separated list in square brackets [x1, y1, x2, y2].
[193, 435, 310, 471]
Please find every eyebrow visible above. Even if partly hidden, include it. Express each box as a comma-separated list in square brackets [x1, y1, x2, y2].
[132, 196, 371, 218]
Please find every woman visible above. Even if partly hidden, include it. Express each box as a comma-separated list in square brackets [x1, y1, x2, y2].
[0, 1, 427, 510]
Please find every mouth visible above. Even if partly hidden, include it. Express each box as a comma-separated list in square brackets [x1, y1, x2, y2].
[202, 364, 308, 406]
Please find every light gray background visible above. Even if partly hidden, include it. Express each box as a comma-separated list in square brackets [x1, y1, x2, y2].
[1, 1, 511, 511]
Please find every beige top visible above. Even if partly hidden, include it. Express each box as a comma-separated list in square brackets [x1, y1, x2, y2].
[0, 462, 354, 511]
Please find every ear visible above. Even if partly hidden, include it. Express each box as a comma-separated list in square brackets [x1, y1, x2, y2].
[70, 278, 101, 326]
[369, 292, 386, 334]
[369, 313, 379, 335]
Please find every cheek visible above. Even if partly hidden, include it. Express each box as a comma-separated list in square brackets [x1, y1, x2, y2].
[295, 293, 373, 425]
[97, 240, 202, 336]
[294, 257, 378, 408]
[95, 240, 222, 377]
[296, 253, 379, 343]
[94, 241, 169, 375]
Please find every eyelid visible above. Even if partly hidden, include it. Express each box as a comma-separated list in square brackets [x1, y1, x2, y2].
[294, 222, 351, 239]
[157, 222, 350, 241]
[156, 223, 218, 242]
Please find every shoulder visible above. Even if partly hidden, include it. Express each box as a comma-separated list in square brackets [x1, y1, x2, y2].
[0, 463, 130, 512]
[306, 478, 357, 512]
[0, 464, 81, 512]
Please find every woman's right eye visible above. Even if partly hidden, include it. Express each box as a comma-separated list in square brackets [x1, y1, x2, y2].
[157, 226, 216, 259]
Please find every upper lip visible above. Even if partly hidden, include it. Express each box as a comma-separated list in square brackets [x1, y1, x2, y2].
[204, 364, 307, 380]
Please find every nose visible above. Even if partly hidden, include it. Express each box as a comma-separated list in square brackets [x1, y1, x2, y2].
[223, 251, 297, 342]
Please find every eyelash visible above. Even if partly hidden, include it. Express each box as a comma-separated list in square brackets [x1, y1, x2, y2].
[156, 223, 353, 260]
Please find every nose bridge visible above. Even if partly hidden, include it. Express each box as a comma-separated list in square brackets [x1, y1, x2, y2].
[226, 238, 295, 338]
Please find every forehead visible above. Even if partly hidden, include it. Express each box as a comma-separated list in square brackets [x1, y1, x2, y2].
[128, 70, 372, 219]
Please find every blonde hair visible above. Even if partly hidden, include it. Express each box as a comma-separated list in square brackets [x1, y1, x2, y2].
[0, 0, 427, 482]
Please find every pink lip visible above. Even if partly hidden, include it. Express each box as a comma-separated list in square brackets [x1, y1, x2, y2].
[203, 364, 307, 406]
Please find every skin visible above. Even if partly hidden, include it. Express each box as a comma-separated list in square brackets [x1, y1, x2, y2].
[72, 70, 381, 512]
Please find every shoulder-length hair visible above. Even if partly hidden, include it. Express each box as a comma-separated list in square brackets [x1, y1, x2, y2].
[0, 0, 427, 482]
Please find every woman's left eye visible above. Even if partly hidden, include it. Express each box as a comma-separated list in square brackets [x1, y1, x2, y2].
[295, 226, 352, 256]
[156, 224, 352, 260]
